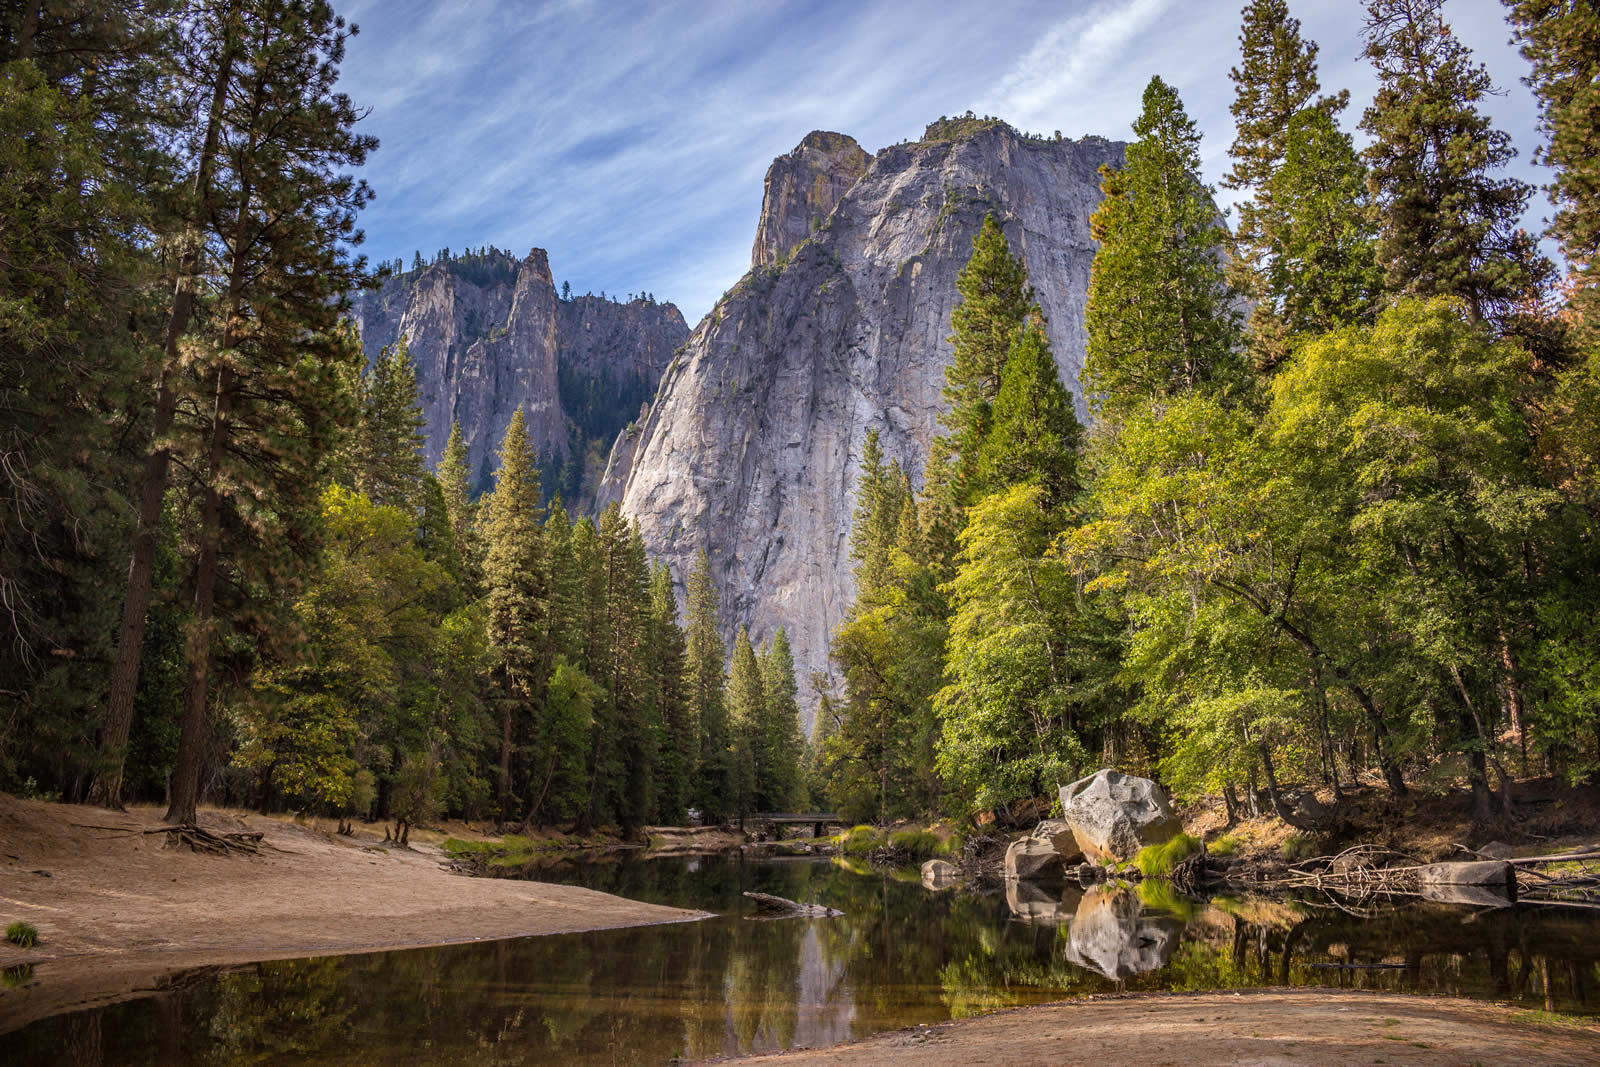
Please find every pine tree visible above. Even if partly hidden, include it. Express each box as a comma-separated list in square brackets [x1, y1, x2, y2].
[353, 337, 426, 511]
[1508, 0, 1600, 332]
[1261, 108, 1383, 338]
[1224, 0, 1347, 299]
[757, 628, 803, 812]
[726, 626, 763, 824]
[436, 420, 483, 595]
[1360, 0, 1547, 324]
[685, 549, 730, 821]
[938, 215, 1037, 502]
[165, 0, 376, 826]
[482, 408, 546, 820]
[650, 563, 693, 821]
[975, 323, 1084, 510]
[594, 505, 656, 833]
[1083, 76, 1242, 423]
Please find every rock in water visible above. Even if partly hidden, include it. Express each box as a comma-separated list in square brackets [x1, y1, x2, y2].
[1060, 770, 1182, 863]
[350, 248, 687, 506]
[1005, 818, 1085, 882]
[921, 858, 960, 891]
[600, 121, 1125, 729]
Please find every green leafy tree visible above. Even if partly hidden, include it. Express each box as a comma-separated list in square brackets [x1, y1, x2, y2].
[756, 628, 804, 812]
[975, 323, 1083, 510]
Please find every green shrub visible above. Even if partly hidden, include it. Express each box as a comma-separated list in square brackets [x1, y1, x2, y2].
[888, 829, 941, 858]
[1134, 833, 1202, 878]
[933, 831, 964, 857]
[5, 921, 39, 949]
[1209, 834, 1239, 858]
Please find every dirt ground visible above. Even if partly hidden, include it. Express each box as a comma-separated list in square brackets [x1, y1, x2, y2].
[715, 990, 1600, 1066]
[0, 794, 705, 1034]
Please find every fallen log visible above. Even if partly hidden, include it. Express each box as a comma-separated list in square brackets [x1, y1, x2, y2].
[741, 891, 841, 918]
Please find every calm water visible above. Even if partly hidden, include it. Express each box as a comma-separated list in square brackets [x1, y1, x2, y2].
[5, 853, 1600, 1064]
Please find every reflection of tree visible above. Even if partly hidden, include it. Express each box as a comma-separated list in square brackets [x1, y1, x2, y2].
[204, 958, 355, 1062]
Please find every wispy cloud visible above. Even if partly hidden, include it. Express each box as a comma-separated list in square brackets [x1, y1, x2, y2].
[333, 0, 1550, 323]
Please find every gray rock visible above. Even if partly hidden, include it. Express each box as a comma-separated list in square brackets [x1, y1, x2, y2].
[751, 131, 871, 271]
[1064, 886, 1183, 980]
[350, 249, 686, 506]
[1476, 841, 1515, 860]
[602, 122, 1126, 728]
[1031, 818, 1086, 864]
[920, 858, 960, 891]
[1418, 860, 1516, 895]
[1060, 769, 1183, 863]
[1005, 834, 1066, 883]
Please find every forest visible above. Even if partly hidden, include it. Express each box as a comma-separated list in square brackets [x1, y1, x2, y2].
[815, 0, 1600, 827]
[0, 0, 803, 835]
[4, 0, 1600, 840]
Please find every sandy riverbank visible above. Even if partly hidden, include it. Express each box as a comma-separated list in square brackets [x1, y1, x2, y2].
[0, 794, 704, 1034]
[713, 989, 1600, 1065]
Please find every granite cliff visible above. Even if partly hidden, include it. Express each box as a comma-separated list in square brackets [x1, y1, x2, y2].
[351, 248, 687, 500]
[600, 119, 1125, 728]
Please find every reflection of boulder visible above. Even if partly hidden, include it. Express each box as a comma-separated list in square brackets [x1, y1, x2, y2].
[1006, 878, 1071, 924]
[1064, 886, 1183, 979]
[921, 859, 960, 891]
[1060, 770, 1182, 862]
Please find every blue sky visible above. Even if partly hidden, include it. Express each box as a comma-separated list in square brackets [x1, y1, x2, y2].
[336, 0, 1548, 324]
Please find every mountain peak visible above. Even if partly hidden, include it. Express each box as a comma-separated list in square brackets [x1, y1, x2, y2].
[750, 131, 871, 270]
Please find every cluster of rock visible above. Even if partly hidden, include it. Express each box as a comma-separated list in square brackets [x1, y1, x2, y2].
[1004, 770, 1184, 881]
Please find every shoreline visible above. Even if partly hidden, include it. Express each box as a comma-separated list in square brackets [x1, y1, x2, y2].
[710, 988, 1600, 1065]
[0, 794, 707, 1036]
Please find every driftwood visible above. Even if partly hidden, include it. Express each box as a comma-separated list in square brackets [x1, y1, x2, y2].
[72, 821, 263, 856]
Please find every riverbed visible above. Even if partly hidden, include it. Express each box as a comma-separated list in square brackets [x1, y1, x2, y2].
[6, 852, 1600, 1063]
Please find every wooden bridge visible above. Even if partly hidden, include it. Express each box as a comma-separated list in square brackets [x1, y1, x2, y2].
[751, 812, 843, 839]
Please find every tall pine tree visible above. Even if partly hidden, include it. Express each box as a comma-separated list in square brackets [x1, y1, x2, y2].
[686, 548, 730, 821]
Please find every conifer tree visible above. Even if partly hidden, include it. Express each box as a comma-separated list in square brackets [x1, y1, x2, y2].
[650, 563, 694, 821]
[436, 421, 483, 595]
[353, 338, 427, 511]
[1084, 76, 1241, 422]
[726, 626, 763, 824]
[1360, 0, 1547, 324]
[975, 323, 1083, 510]
[685, 549, 730, 821]
[593, 506, 657, 832]
[1508, 0, 1600, 331]
[165, 0, 376, 826]
[938, 215, 1037, 502]
[757, 628, 803, 811]
[482, 408, 546, 820]
[1224, 0, 1347, 304]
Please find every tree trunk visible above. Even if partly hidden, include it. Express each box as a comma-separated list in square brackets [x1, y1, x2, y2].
[165, 364, 234, 827]
[91, 23, 239, 807]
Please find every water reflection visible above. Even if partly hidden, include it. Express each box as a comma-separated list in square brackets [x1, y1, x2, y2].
[5, 854, 1600, 1065]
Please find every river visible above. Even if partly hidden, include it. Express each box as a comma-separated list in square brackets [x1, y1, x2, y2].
[7, 852, 1600, 1063]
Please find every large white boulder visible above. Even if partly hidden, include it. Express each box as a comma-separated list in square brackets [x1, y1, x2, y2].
[1060, 769, 1182, 863]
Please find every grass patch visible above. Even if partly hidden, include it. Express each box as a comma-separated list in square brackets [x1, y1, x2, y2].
[1281, 833, 1320, 862]
[888, 829, 941, 858]
[933, 831, 963, 857]
[833, 825, 885, 856]
[1208, 834, 1239, 857]
[442, 833, 590, 867]
[1509, 1009, 1598, 1030]
[5, 921, 39, 949]
[1135, 833, 1202, 878]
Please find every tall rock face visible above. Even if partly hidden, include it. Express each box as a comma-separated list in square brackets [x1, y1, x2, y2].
[351, 248, 687, 497]
[602, 120, 1125, 729]
[750, 131, 871, 270]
